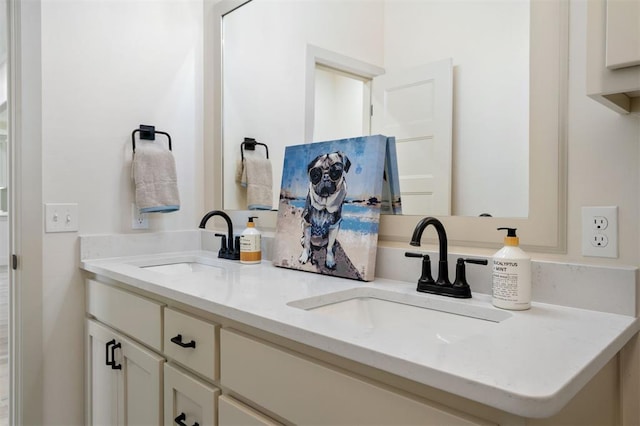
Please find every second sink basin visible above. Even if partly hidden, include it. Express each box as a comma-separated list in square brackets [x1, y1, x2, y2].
[288, 287, 512, 343]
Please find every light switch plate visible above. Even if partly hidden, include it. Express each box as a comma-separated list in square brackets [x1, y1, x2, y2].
[45, 203, 79, 233]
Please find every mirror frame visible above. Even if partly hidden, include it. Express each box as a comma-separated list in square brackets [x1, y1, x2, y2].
[205, 0, 568, 253]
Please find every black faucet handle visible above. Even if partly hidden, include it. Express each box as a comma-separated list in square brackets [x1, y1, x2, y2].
[404, 252, 424, 259]
[463, 258, 489, 266]
[214, 233, 228, 257]
[232, 236, 241, 260]
[452, 257, 488, 296]
[405, 252, 436, 289]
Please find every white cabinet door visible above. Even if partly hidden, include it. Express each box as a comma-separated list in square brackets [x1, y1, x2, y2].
[86, 319, 164, 426]
[118, 329, 165, 425]
[587, 0, 640, 113]
[164, 363, 219, 426]
[87, 320, 119, 426]
[605, 0, 640, 69]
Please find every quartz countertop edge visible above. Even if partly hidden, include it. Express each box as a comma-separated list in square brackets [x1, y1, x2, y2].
[81, 250, 640, 419]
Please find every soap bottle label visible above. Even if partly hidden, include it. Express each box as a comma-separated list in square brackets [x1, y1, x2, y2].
[240, 234, 261, 263]
[492, 260, 531, 308]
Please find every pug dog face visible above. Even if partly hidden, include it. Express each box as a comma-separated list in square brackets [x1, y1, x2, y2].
[307, 152, 351, 198]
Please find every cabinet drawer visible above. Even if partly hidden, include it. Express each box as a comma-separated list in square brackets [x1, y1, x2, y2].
[87, 279, 163, 351]
[219, 395, 281, 426]
[164, 308, 219, 380]
[221, 329, 492, 426]
[164, 363, 219, 426]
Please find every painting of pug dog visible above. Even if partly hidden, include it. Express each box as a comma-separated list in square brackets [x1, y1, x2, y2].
[273, 135, 395, 281]
[299, 151, 350, 270]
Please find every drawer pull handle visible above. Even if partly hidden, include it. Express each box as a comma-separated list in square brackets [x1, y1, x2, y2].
[105, 339, 122, 370]
[171, 334, 196, 349]
[174, 412, 199, 426]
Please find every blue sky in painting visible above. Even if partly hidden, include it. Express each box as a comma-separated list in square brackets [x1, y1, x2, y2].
[280, 135, 388, 200]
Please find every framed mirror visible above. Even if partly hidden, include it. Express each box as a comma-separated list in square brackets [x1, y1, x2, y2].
[205, 0, 568, 252]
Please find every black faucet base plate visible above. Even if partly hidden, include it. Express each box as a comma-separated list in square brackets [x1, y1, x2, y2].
[417, 284, 472, 299]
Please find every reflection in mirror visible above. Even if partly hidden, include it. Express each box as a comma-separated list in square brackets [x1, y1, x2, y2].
[222, 0, 529, 218]
[313, 65, 370, 143]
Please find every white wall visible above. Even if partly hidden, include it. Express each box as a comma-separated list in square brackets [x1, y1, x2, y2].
[38, 0, 204, 423]
[562, 0, 640, 266]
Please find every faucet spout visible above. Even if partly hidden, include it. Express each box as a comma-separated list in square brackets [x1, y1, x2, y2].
[199, 210, 237, 259]
[409, 217, 450, 286]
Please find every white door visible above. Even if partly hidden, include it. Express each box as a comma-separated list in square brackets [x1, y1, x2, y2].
[371, 58, 453, 216]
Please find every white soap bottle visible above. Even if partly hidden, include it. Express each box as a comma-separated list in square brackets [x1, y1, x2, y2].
[240, 216, 261, 264]
[492, 227, 531, 310]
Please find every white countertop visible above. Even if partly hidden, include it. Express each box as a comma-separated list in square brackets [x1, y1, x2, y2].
[82, 249, 639, 419]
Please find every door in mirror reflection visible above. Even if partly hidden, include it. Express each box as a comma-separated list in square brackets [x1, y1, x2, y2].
[314, 59, 453, 216]
[371, 59, 453, 216]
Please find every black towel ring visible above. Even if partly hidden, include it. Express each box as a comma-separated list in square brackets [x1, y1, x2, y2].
[132, 125, 172, 152]
[241, 137, 269, 160]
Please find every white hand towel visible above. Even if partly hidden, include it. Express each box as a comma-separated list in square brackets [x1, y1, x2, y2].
[132, 144, 180, 213]
[241, 156, 273, 210]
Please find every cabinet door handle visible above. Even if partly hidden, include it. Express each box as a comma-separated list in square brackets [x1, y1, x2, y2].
[106, 339, 122, 370]
[174, 412, 199, 426]
[170, 334, 196, 349]
[105, 339, 115, 367]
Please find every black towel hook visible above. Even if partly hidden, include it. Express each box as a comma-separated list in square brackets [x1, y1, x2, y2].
[241, 137, 269, 160]
[132, 125, 172, 152]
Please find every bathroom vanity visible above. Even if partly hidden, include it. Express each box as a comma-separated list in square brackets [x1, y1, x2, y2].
[81, 231, 639, 425]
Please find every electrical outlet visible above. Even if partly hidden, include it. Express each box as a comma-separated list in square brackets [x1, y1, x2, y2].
[132, 203, 149, 229]
[591, 234, 608, 247]
[45, 203, 79, 233]
[592, 216, 609, 230]
[582, 206, 617, 258]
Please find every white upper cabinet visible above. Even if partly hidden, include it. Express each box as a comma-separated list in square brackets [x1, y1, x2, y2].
[605, 0, 640, 69]
[587, 0, 640, 114]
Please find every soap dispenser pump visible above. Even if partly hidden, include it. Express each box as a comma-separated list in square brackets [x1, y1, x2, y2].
[239, 216, 261, 264]
[492, 227, 531, 310]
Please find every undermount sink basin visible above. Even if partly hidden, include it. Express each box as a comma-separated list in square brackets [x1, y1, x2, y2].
[288, 288, 512, 343]
[127, 254, 233, 277]
[142, 262, 223, 275]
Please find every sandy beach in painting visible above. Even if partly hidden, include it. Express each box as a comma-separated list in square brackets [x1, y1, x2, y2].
[273, 200, 379, 281]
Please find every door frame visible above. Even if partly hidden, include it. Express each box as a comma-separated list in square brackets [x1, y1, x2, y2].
[304, 45, 384, 143]
[7, 0, 44, 424]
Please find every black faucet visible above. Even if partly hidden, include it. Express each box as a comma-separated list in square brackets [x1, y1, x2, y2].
[199, 210, 240, 260]
[409, 217, 451, 286]
[407, 217, 487, 298]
